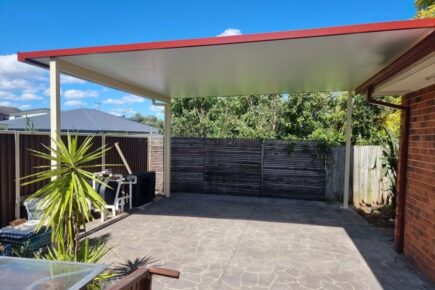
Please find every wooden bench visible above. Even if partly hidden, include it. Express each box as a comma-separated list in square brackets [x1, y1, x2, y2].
[107, 267, 180, 290]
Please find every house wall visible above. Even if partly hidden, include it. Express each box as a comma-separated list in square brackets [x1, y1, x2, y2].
[399, 84, 435, 281]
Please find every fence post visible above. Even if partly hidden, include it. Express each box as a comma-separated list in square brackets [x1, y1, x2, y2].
[147, 136, 151, 171]
[101, 134, 106, 171]
[260, 140, 264, 196]
[14, 131, 21, 219]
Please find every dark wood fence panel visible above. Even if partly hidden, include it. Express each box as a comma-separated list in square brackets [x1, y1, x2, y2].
[0, 132, 148, 226]
[262, 141, 325, 200]
[204, 139, 262, 196]
[0, 134, 16, 227]
[170, 138, 327, 200]
[20, 134, 50, 196]
[105, 136, 148, 176]
[171, 138, 205, 192]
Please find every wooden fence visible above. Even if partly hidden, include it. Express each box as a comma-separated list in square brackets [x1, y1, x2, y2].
[0, 132, 149, 227]
[169, 138, 326, 199]
[1, 133, 386, 226]
[148, 137, 387, 206]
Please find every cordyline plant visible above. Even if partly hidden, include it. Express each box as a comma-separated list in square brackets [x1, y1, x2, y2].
[21, 134, 109, 258]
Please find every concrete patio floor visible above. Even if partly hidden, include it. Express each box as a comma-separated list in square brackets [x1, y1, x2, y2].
[90, 193, 434, 290]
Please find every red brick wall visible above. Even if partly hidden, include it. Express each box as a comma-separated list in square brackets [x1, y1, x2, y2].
[399, 84, 435, 281]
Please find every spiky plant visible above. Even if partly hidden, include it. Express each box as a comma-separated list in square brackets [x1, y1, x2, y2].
[21, 134, 109, 257]
[373, 126, 398, 212]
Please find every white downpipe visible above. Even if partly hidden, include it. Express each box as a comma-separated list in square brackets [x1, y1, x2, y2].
[343, 91, 354, 209]
[164, 101, 171, 197]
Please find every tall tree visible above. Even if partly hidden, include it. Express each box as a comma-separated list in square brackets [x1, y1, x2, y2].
[131, 113, 164, 133]
[171, 92, 397, 145]
[415, 0, 435, 18]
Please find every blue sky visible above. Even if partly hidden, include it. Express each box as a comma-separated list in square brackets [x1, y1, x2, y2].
[0, 1, 417, 118]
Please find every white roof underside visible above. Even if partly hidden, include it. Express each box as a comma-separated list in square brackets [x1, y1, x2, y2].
[25, 27, 434, 98]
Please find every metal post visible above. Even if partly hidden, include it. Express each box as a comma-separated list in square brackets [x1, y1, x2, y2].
[14, 131, 20, 219]
[343, 91, 353, 208]
[163, 101, 171, 197]
[49, 59, 61, 173]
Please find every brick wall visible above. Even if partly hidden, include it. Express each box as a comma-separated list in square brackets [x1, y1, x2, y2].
[399, 84, 435, 281]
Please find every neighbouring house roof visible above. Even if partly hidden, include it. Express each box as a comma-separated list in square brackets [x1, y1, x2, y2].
[0, 106, 20, 115]
[0, 108, 159, 134]
[17, 19, 435, 98]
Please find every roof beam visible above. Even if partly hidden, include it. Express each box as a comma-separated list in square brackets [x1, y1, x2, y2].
[55, 59, 170, 102]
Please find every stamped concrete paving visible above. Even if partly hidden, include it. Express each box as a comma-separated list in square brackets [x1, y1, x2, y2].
[91, 193, 434, 290]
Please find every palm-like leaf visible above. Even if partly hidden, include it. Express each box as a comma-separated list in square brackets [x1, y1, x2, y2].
[21, 134, 110, 256]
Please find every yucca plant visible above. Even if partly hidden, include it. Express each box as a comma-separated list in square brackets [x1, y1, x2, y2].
[21, 133, 109, 258]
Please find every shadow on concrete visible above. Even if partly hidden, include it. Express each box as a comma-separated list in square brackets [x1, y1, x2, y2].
[123, 192, 434, 289]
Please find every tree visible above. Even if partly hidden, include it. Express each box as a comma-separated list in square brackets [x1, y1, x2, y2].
[415, 0, 435, 18]
[131, 113, 164, 133]
[171, 92, 399, 146]
[172, 95, 285, 139]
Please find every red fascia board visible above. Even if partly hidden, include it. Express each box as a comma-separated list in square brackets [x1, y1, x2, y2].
[17, 19, 435, 63]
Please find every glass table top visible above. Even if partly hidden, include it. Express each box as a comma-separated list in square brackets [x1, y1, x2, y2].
[0, 256, 106, 290]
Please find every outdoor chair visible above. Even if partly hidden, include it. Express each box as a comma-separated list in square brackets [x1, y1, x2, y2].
[106, 267, 180, 290]
[0, 198, 51, 256]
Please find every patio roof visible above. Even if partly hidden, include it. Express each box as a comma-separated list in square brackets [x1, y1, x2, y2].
[15, 18, 435, 212]
[18, 19, 435, 100]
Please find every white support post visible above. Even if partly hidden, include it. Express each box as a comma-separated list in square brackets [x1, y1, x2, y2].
[101, 134, 106, 171]
[163, 101, 171, 197]
[343, 91, 354, 209]
[14, 131, 20, 219]
[49, 59, 61, 173]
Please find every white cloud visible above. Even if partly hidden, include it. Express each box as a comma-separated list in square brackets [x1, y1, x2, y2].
[61, 75, 85, 84]
[0, 54, 47, 108]
[151, 105, 164, 112]
[0, 91, 43, 101]
[109, 108, 137, 117]
[103, 94, 145, 105]
[0, 101, 15, 107]
[64, 89, 98, 99]
[19, 93, 43, 101]
[18, 104, 32, 110]
[64, 100, 86, 107]
[0, 54, 44, 78]
[217, 28, 242, 37]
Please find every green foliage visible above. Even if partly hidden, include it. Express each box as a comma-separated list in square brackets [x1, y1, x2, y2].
[131, 113, 164, 134]
[38, 239, 114, 290]
[21, 134, 109, 258]
[172, 92, 399, 146]
[41, 238, 108, 263]
[415, 0, 435, 18]
[373, 127, 398, 211]
[25, 116, 37, 132]
[172, 95, 284, 139]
